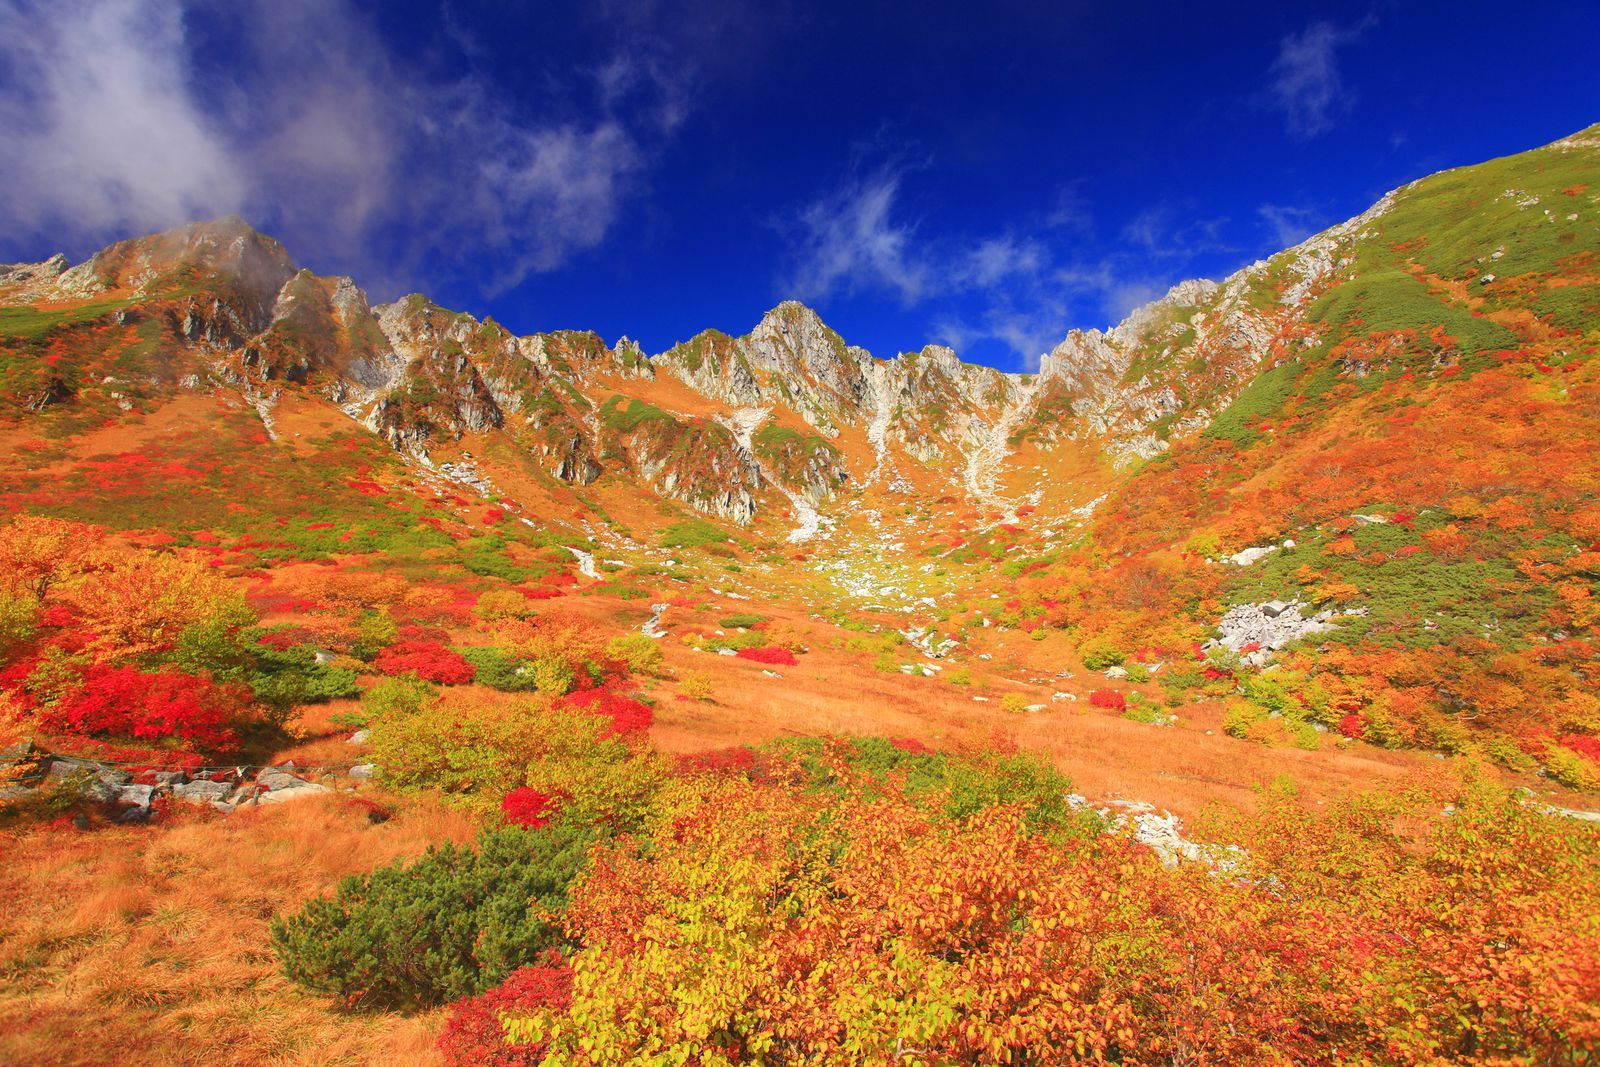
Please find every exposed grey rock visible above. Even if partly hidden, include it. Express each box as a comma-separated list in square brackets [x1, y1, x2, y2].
[348, 764, 379, 779]
[1067, 795, 1246, 871]
[173, 780, 232, 802]
[1216, 600, 1340, 662]
[257, 769, 313, 792]
[347, 729, 371, 745]
[254, 781, 332, 805]
[1103, 665, 1130, 680]
[116, 784, 155, 810]
[1228, 544, 1280, 566]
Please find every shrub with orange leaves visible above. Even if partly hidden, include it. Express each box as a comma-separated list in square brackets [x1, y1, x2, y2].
[508, 765, 1600, 1064]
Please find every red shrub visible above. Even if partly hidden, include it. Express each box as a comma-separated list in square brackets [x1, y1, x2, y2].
[1239, 641, 1262, 655]
[677, 746, 757, 776]
[1338, 713, 1367, 740]
[501, 787, 561, 828]
[437, 958, 572, 1067]
[373, 640, 475, 685]
[890, 737, 934, 755]
[1088, 689, 1127, 711]
[1560, 734, 1600, 762]
[735, 646, 798, 667]
[37, 666, 247, 750]
[558, 689, 653, 737]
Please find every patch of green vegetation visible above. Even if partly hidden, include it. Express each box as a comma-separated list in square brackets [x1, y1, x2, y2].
[761, 737, 1100, 841]
[600, 395, 676, 434]
[1202, 360, 1301, 447]
[659, 518, 730, 549]
[1226, 516, 1558, 651]
[719, 612, 767, 629]
[457, 536, 528, 582]
[0, 297, 136, 344]
[1531, 284, 1600, 333]
[1304, 270, 1516, 356]
[461, 647, 541, 692]
[1365, 138, 1600, 280]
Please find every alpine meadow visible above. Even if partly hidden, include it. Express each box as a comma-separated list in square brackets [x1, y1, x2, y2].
[1, 3, 1599, 1064]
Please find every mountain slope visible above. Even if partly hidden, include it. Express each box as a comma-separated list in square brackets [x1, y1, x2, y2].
[2, 123, 1599, 785]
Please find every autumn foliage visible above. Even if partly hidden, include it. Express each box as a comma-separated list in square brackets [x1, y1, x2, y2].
[734, 646, 798, 666]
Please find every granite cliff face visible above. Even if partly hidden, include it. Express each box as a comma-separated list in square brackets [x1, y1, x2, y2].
[0, 203, 1389, 521]
[10, 122, 1580, 526]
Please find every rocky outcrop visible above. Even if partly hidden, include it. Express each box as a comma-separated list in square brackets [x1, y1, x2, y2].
[1211, 600, 1342, 666]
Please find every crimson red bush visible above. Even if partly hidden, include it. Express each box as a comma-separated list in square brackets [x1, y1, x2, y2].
[1088, 689, 1127, 711]
[735, 646, 797, 666]
[36, 665, 248, 750]
[1560, 733, 1600, 762]
[373, 640, 475, 685]
[557, 689, 653, 737]
[676, 746, 757, 776]
[501, 787, 561, 828]
[437, 960, 572, 1067]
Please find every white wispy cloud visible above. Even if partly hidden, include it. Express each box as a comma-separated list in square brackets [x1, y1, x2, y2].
[782, 157, 1198, 368]
[1266, 18, 1373, 140]
[1256, 203, 1324, 248]
[0, 0, 246, 236]
[783, 167, 929, 305]
[0, 0, 686, 294]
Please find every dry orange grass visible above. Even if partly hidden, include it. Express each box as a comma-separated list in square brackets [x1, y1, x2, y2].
[641, 605, 1554, 819]
[0, 794, 477, 1066]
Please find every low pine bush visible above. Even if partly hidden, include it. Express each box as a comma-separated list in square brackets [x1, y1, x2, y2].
[271, 822, 593, 1011]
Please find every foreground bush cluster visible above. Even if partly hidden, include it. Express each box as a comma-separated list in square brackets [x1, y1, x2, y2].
[272, 726, 1600, 1065]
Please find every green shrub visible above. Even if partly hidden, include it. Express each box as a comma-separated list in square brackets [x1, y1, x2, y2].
[461, 647, 541, 692]
[0, 591, 39, 655]
[353, 608, 398, 658]
[659, 519, 729, 549]
[1077, 634, 1126, 670]
[1224, 702, 1269, 739]
[362, 675, 438, 722]
[703, 631, 767, 653]
[767, 739, 1095, 841]
[532, 658, 576, 695]
[718, 612, 767, 629]
[271, 823, 593, 1010]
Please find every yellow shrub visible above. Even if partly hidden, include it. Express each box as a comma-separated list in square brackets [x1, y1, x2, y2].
[606, 633, 664, 676]
[475, 588, 533, 622]
[680, 670, 715, 703]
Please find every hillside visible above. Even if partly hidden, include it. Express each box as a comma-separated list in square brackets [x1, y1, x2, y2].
[1, 125, 1599, 1063]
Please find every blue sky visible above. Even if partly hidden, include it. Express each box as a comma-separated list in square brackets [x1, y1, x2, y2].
[1, 0, 1597, 371]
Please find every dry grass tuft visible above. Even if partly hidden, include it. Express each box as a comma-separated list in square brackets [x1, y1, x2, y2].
[0, 793, 477, 1066]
